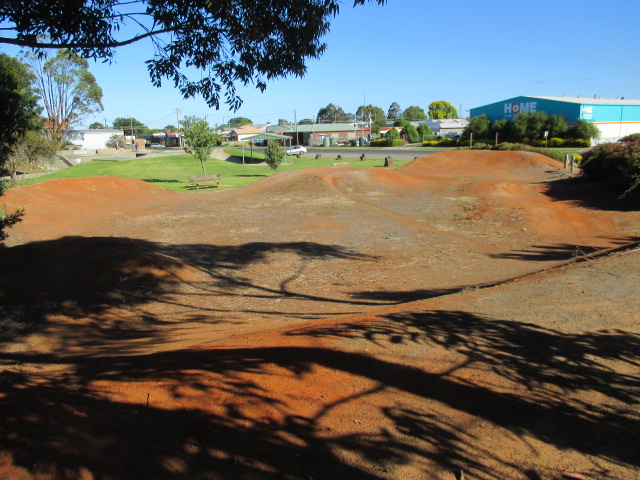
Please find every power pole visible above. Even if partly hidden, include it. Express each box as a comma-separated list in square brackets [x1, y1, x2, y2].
[176, 108, 182, 147]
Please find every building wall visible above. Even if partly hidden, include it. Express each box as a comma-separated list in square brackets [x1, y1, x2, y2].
[64, 129, 123, 150]
[470, 97, 640, 141]
[470, 97, 581, 122]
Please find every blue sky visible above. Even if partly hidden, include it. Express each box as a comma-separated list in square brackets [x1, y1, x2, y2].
[2, 0, 639, 129]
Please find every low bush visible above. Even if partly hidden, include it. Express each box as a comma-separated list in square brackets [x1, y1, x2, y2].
[580, 141, 640, 197]
[370, 138, 390, 147]
[492, 142, 565, 162]
[471, 142, 492, 150]
[619, 133, 640, 142]
[436, 138, 457, 147]
[562, 138, 591, 148]
[370, 138, 405, 147]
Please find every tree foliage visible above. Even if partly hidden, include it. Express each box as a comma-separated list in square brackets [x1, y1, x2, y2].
[89, 122, 106, 129]
[1, 0, 386, 110]
[229, 117, 252, 128]
[264, 140, 285, 171]
[386, 128, 400, 140]
[387, 102, 402, 120]
[356, 105, 386, 127]
[26, 50, 103, 142]
[417, 124, 433, 139]
[181, 116, 220, 175]
[0, 54, 41, 162]
[106, 134, 125, 149]
[402, 106, 427, 121]
[463, 112, 599, 143]
[298, 119, 314, 125]
[317, 104, 353, 123]
[401, 124, 420, 143]
[393, 119, 411, 128]
[580, 140, 640, 197]
[428, 101, 458, 119]
[113, 117, 148, 136]
[463, 114, 491, 139]
[4, 130, 58, 179]
[570, 119, 601, 140]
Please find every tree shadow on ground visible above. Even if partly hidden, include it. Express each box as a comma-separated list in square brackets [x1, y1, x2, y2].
[542, 177, 640, 211]
[1, 238, 638, 479]
[487, 237, 640, 262]
[0, 236, 387, 355]
[1, 309, 638, 478]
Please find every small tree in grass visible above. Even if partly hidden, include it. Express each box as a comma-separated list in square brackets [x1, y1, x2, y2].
[181, 116, 220, 175]
[265, 140, 285, 171]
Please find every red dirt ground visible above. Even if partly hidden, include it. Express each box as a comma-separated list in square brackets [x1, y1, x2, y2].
[0, 150, 639, 480]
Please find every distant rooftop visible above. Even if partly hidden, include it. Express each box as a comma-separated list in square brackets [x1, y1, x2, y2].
[531, 96, 640, 105]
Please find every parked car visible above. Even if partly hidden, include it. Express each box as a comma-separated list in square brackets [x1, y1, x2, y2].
[149, 143, 166, 149]
[286, 145, 307, 155]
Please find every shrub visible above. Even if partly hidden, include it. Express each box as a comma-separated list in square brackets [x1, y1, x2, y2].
[471, 142, 492, 150]
[580, 141, 640, 196]
[264, 140, 285, 171]
[370, 138, 390, 147]
[492, 142, 565, 162]
[561, 138, 591, 148]
[549, 137, 564, 147]
[619, 133, 640, 143]
[389, 139, 405, 147]
[422, 140, 440, 147]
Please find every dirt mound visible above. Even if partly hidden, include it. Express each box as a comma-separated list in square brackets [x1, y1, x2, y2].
[1, 150, 639, 480]
[3, 176, 179, 244]
[401, 149, 563, 182]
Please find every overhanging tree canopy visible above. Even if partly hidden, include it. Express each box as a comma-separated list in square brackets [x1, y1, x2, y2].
[0, 0, 386, 110]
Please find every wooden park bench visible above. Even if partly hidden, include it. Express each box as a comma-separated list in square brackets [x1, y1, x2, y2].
[188, 174, 221, 189]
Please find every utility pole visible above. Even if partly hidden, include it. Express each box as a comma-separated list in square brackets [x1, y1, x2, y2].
[176, 108, 182, 147]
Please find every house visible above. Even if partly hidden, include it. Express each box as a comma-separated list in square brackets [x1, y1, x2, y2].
[140, 130, 182, 147]
[419, 119, 469, 138]
[268, 123, 370, 146]
[63, 129, 124, 150]
[229, 126, 266, 142]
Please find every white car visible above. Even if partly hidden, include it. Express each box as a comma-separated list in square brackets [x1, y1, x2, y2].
[149, 143, 166, 149]
[286, 145, 307, 155]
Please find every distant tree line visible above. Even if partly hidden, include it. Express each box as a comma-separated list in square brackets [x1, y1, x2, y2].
[463, 112, 601, 146]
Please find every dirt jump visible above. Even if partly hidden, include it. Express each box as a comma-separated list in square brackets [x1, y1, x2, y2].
[1, 150, 638, 480]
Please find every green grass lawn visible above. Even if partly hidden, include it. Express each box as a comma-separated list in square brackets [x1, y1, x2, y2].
[23, 150, 412, 193]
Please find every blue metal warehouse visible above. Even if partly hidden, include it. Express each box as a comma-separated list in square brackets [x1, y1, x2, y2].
[470, 96, 640, 141]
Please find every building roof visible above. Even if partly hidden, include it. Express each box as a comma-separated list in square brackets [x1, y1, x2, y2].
[422, 119, 469, 128]
[231, 126, 264, 135]
[269, 123, 360, 134]
[530, 96, 640, 105]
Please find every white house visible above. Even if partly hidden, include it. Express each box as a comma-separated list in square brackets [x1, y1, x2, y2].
[63, 129, 124, 150]
[420, 119, 469, 138]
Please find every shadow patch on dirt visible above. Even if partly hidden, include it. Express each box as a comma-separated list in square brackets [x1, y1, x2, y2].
[488, 237, 640, 261]
[2, 310, 638, 479]
[542, 177, 640, 211]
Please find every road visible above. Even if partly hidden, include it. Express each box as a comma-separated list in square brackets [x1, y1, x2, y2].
[302, 147, 445, 160]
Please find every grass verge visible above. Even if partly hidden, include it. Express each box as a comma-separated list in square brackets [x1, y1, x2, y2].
[21, 150, 412, 193]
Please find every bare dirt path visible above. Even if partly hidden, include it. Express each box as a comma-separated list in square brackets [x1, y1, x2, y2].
[1, 151, 638, 479]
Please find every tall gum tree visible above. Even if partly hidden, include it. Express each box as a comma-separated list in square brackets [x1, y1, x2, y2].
[26, 50, 103, 142]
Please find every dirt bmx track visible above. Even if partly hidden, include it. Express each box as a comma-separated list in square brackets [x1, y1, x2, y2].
[1, 150, 638, 480]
